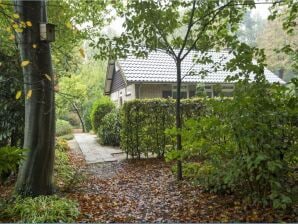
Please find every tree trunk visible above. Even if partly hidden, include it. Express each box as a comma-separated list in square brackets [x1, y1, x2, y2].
[176, 59, 183, 180]
[14, 0, 56, 196]
[72, 102, 85, 132]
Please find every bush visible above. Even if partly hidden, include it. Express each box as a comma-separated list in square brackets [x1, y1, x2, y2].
[61, 112, 81, 128]
[90, 96, 115, 132]
[98, 109, 121, 146]
[58, 134, 74, 141]
[2, 195, 79, 223]
[56, 119, 72, 136]
[55, 138, 70, 152]
[166, 80, 298, 209]
[0, 146, 24, 176]
[54, 139, 82, 190]
[121, 98, 204, 158]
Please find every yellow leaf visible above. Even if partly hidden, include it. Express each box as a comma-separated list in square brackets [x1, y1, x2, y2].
[26, 21, 32, 27]
[9, 34, 15, 40]
[15, 90, 22, 100]
[15, 28, 23, 33]
[12, 23, 18, 29]
[65, 22, 72, 29]
[26, 89, 32, 99]
[21, 60, 30, 67]
[79, 48, 85, 58]
[13, 13, 20, 19]
[44, 74, 51, 81]
[32, 44, 37, 48]
[6, 27, 11, 32]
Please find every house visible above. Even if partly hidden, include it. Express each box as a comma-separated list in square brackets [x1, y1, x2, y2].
[104, 50, 285, 105]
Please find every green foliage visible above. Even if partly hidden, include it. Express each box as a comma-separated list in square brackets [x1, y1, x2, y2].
[121, 98, 204, 158]
[58, 134, 74, 141]
[56, 119, 73, 137]
[61, 112, 81, 128]
[54, 139, 82, 191]
[55, 138, 70, 152]
[98, 109, 121, 146]
[90, 96, 115, 132]
[2, 195, 79, 223]
[167, 81, 298, 209]
[0, 146, 24, 175]
[0, 52, 24, 147]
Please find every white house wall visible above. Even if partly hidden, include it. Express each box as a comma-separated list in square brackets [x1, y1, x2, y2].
[110, 84, 136, 106]
[139, 84, 172, 98]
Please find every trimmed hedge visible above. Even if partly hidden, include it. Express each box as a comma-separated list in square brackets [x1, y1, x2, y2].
[121, 98, 204, 158]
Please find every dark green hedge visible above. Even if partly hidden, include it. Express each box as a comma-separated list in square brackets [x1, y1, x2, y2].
[121, 98, 204, 158]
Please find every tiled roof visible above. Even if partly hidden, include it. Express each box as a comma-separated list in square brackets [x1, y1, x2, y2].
[118, 50, 285, 84]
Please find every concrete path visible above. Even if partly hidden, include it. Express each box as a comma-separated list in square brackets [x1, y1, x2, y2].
[74, 133, 124, 164]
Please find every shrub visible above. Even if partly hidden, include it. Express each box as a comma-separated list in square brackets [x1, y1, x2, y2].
[61, 112, 81, 127]
[2, 195, 79, 223]
[56, 119, 72, 136]
[54, 139, 82, 190]
[98, 109, 121, 146]
[0, 146, 24, 176]
[55, 138, 70, 152]
[166, 80, 298, 209]
[90, 96, 115, 132]
[58, 134, 74, 141]
[121, 98, 204, 158]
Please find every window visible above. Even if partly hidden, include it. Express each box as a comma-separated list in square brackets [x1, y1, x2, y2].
[172, 85, 188, 99]
[173, 91, 187, 99]
[162, 90, 172, 98]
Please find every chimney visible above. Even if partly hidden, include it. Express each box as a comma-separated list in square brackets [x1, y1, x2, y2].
[278, 68, 284, 79]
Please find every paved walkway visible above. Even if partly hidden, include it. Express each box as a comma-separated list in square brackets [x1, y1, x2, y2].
[74, 133, 124, 164]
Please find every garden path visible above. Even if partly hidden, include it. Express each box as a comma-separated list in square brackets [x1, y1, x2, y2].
[73, 133, 124, 164]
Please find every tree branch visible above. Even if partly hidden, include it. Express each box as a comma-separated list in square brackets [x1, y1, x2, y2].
[178, 0, 197, 59]
[181, 0, 234, 61]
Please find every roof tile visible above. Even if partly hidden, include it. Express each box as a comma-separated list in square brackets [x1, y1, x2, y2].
[118, 51, 285, 84]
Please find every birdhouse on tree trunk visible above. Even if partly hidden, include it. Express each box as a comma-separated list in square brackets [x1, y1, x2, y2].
[39, 23, 55, 42]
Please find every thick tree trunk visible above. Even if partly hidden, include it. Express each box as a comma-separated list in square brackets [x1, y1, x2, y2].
[14, 0, 55, 196]
[176, 59, 183, 180]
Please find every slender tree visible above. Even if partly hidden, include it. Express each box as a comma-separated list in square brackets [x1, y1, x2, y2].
[14, 0, 56, 196]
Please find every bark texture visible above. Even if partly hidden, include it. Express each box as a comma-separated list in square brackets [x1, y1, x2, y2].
[15, 0, 55, 196]
[176, 59, 183, 180]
